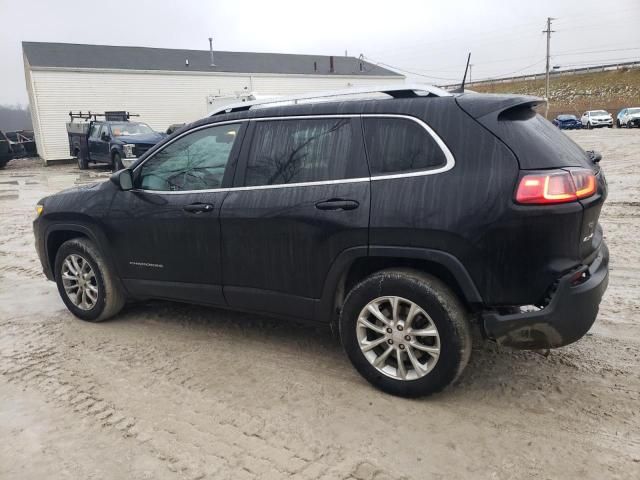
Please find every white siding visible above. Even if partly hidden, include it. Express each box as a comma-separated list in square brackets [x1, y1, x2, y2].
[28, 68, 404, 162]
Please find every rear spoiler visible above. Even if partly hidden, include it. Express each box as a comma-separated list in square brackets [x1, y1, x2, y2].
[455, 93, 546, 120]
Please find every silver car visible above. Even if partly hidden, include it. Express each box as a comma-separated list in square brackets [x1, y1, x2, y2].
[616, 107, 640, 128]
[581, 110, 613, 129]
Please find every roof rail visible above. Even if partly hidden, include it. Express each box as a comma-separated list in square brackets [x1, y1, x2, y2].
[209, 83, 452, 116]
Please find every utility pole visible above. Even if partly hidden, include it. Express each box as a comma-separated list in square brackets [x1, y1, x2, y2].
[543, 17, 555, 118]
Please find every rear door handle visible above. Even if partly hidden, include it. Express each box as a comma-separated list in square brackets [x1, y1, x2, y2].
[183, 203, 214, 213]
[315, 199, 359, 211]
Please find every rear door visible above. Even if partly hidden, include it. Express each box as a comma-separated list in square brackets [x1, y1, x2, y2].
[220, 116, 370, 320]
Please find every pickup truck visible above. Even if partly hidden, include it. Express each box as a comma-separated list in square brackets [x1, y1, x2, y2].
[67, 112, 165, 170]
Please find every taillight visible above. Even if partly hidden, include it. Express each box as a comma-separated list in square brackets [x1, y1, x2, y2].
[515, 169, 597, 205]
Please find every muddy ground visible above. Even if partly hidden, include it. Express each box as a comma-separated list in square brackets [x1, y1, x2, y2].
[0, 129, 638, 479]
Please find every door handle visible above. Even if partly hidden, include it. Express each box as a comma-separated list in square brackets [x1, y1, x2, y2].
[315, 199, 359, 211]
[183, 203, 214, 213]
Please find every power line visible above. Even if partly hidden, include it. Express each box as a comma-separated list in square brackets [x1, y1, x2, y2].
[362, 57, 461, 81]
[554, 47, 640, 57]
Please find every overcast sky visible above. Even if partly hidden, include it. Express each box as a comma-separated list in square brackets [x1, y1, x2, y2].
[1, 0, 639, 106]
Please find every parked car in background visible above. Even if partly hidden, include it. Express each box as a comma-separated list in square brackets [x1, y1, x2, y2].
[553, 114, 582, 130]
[34, 86, 609, 397]
[581, 110, 613, 129]
[616, 107, 640, 128]
[66, 111, 166, 170]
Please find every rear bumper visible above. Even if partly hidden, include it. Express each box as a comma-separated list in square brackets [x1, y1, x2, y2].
[482, 242, 609, 349]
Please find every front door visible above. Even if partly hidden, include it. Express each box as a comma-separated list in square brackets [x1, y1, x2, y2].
[87, 123, 105, 162]
[104, 122, 246, 305]
[220, 116, 370, 320]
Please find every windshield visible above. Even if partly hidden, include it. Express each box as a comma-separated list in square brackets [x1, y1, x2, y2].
[591, 111, 609, 116]
[558, 115, 576, 121]
[110, 122, 154, 136]
[628, 108, 640, 115]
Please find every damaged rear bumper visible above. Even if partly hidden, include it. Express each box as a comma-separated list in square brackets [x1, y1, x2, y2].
[482, 242, 609, 349]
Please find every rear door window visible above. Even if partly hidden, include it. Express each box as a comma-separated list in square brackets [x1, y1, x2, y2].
[244, 118, 357, 186]
[363, 117, 446, 175]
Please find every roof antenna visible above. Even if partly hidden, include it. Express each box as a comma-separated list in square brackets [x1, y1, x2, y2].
[452, 53, 471, 94]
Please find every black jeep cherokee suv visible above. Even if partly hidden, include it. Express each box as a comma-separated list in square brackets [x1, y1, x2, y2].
[33, 87, 609, 397]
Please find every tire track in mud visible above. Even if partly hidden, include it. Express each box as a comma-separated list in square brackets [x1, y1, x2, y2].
[0, 311, 402, 479]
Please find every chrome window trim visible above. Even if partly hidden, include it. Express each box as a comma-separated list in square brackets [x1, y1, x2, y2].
[133, 114, 455, 195]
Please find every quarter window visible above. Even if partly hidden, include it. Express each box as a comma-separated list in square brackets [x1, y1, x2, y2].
[244, 118, 354, 186]
[138, 123, 240, 191]
[363, 118, 446, 175]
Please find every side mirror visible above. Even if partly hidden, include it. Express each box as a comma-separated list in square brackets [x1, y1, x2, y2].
[110, 169, 133, 191]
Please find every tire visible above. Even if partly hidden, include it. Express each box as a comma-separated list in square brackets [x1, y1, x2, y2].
[54, 238, 125, 322]
[77, 149, 88, 170]
[617, 120, 621, 128]
[587, 122, 592, 130]
[112, 152, 124, 171]
[339, 269, 472, 397]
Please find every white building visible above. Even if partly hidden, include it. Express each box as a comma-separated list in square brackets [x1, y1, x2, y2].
[22, 42, 404, 163]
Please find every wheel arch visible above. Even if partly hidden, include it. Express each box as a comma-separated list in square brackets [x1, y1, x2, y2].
[318, 246, 483, 325]
[45, 224, 107, 277]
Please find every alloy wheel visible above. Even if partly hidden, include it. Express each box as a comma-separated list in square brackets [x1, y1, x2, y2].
[356, 296, 441, 381]
[61, 254, 99, 310]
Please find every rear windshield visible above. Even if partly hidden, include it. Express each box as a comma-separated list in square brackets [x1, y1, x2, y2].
[489, 107, 590, 169]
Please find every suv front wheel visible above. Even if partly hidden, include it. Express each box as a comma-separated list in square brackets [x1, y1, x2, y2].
[339, 269, 472, 397]
[54, 238, 125, 322]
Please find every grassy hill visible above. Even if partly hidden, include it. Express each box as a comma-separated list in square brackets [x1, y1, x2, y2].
[471, 67, 640, 119]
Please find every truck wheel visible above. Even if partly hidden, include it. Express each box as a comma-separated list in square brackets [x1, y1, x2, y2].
[54, 238, 125, 322]
[112, 152, 124, 171]
[339, 269, 472, 397]
[77, 149, 88, 170]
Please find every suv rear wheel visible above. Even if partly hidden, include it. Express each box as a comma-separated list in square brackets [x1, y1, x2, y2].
[339, 269, 472, 397]
[54, 238, 125, 322]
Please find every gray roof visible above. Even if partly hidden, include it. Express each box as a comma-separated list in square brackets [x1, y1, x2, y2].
[22, 42, 401, 77]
